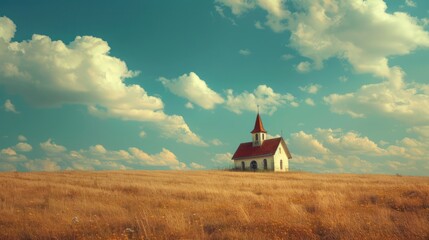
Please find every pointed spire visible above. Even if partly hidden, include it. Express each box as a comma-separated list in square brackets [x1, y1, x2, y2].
[251, 113, 267, 133]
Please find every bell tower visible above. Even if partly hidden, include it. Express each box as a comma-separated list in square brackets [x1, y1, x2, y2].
[251, 111, 267, 147]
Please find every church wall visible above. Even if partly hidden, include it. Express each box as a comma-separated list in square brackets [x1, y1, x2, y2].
[234, 156, 274, 171]
[273, 145, 289, 172]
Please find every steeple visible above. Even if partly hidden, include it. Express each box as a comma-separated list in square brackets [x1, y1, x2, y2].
[251, 113, 267, 134]
[251, 112, 267, 147]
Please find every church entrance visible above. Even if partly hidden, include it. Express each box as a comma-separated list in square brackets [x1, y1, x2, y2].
[250, 161, 258, 171]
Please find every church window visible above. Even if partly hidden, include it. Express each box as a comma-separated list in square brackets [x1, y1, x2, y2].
[279, 147, 281, 154]
[263, 134, 265, 140]
[263, 159, 267, 170]
[250, 161, 258, 171]
[241, 161, 245, 170]
[255, 134, 258, 141]
[280, 159, 283, 170]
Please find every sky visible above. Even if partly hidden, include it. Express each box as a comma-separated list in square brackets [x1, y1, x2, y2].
[1, 0, 429, 175]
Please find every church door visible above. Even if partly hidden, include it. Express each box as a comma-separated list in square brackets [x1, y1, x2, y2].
[250, 161, 258, 171]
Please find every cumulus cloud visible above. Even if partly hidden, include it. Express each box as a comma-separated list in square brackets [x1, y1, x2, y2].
[225, 85, 297, 115]
[290, 131, 329, 155]
[405, 0, 416, 7]
[210, 139, 222, 146]
[314, 128, 385, 156]
[14, 142, 32, 152]
[24, 159, 61, 172]
[239, 49, 251, 56]
[4, 99, 18, 113]
[299, 84, 321, 94]
[296, 61, 311, 73]
[0, 139, 188, 172]
[18, 135, 27, 142]
[190, 162, 206, 169]
[304, 98, 315, 106]
[185, 102, 194, 109]
[281, 54, 294, 61]
[0, 16, 204, 146]
[289, 128, 429, 174]
[324, 69, 429, 124]
[40, 139, 67, 154]
[139, 131, 146, 138]
[160, 72, 224, 110]
[255, 21, 264, 29]
[219, 0, 429, 78]
[211, 152, 233, 167]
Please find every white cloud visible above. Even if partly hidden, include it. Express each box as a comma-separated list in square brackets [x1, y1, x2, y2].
[14, 142, 32, 152]
[255, 21, 264, 29]
[338, 76, 348, 82]
[185, 102, 194, 109]
[1, 148, 16, 156]
[324, 69, 429, 124]
[0, 17, 204, 146]
[407, 126, 429, 138]
[24, 159, 61, 172]
[211, 139, 222, 146]
[160, 72, 224, 110]
[1, 138, 188, 171]
[289, 128, 429, 174]
[305, 98, 315, 106]
[225, 85, 296, 115]
[405, 0, 416, 7]
[215, 0, 255, 15]
[129, 147, 186, 169]
[190, 162, 206, 169]
[0, 16, 15, 42]
[18, 135, 27, 142]
[239, 49, 251, 56]
[314, 128, 385, 156]
[281, 54, 294, 61]
[1, 147, 27, 162]
[290, 131, 329, 155]
[4, 99, 18, 113]
[299, 84, 321, 94]
[215, 5, 237, 25]
[211, 152, 233, 167]
[220, 1, 429, 78]
[296, 61, 311, 73]
[139, 131, 146, 138]
[156, 115, 208, 146]
[40, 139, 67, 154]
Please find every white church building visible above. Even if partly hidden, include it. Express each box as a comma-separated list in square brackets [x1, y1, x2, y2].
[232, 113, 292, 172]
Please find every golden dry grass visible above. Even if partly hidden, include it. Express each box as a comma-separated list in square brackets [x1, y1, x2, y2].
[0, 170, 428, 240]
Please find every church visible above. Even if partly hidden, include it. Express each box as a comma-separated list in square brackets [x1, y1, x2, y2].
[232, 113, 292, 171]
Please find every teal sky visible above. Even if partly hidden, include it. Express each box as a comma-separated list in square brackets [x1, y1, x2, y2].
[1, 0, 429, 175]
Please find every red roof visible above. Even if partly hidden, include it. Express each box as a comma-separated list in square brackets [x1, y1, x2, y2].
[232, 137, 292, 160]
[251, 113, 267, 133]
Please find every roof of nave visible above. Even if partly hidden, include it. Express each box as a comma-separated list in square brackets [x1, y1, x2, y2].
[232, 137, 292, 160]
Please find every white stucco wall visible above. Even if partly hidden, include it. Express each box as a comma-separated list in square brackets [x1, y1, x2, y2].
[234, 156, 274, 171]
[273, 144, 289, 172]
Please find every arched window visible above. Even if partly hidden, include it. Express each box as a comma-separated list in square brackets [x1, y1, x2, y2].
[262, 134, 265, 140]
[280, 159, 283, 170]
[263, 159, 267, 170]
[241, 161, 245, 170]
[250, 161, 258, 171]
[279, 147, 282, 154]
[255, 134, 259, 141]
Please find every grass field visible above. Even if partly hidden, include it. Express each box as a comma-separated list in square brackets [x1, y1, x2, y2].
[0, 170, 428, 239]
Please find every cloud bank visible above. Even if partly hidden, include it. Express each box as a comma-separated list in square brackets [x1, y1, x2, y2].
[0, 16, 205, 146]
